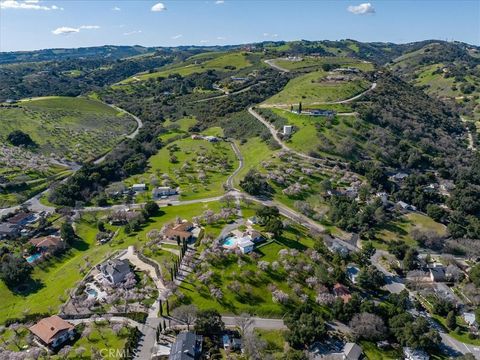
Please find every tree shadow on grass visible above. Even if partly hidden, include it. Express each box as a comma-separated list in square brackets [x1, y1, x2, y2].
[378, 220, 409, 237]
[69, 236, 89, 251]
[10, 278, 45, 296]
[274, 236, 307, 251]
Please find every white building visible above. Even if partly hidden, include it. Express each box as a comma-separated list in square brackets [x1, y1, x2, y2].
[283, 125, 293, 135]
[152, 186, 177, 199]
[238, 237, 254, 254]
[131, 184, 146, 192]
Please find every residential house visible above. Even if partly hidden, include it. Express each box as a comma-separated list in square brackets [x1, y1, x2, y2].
[246, 216, 258, 225]
[403, 347, 429, 360]
[152, 186, 177, 199]
[29, 235, 65, 254]
[29, 315, 75, 348]
[222, 334, 242, 351]
[191, 134, 203, 140]
[429, 265, 446, 282]
[169, 332, 203, 360]
[333, 283, 352, 303]
[0, 222, 20, 239]
[238, 237, 255, 254]
[463, 312, 477, 330]
[131, 184, 147, 192]
[283, 125, 293, 135]
[100, 259, 131, 285]
[342, 343, 363, 360]
[165, 221, 195, 243]
[395, 201, 417, 212]
[7, 212, 37, 227]
[346, 265, 360, 284]
[307, 109, 336, 117]
[204, 136, 219, 142]
[390, 172, 408, 182]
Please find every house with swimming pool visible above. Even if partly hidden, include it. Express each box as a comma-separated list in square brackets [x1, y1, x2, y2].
[25, 235, 65, 263]
[222, 228, 263, 254]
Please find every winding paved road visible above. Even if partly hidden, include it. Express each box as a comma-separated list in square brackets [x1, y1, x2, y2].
[264, 59, 290, 73]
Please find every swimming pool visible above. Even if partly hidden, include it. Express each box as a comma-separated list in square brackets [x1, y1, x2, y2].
[86, 287, 98, 297]
[26, 253, 42, 263]
[223, 236, 238, 247]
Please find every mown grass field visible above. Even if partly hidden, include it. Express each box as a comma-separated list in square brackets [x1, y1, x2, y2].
[0, 202, 222, 324]
[119, 51, 254, 83]
[373, 212, 447, 249]
[272, 56, 374, 72]
[0, 96, 136, 163]
[263, 70, 370, 106]
[126, 137, 237, 201]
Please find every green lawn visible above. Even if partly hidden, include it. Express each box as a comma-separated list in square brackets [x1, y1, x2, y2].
[374, 213, 447, 249]
[0, 202, 222, 324]
[126, 137, 237, 201]
[360, 341, 402, 360]
[263, 70, 370, 106]
[233, 137, 277, 187]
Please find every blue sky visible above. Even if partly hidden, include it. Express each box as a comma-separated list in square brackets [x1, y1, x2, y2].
[0, 0, 478, 52]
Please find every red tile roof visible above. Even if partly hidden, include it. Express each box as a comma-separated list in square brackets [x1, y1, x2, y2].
[29, 316, 74, 345]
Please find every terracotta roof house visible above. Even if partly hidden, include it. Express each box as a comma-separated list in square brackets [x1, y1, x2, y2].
[29, 235, 65, 253]
[29, 315, 75, 348]
[165, 221, 194, 242]
[100, 259, 131, 285]
[333, 283, 352, 303]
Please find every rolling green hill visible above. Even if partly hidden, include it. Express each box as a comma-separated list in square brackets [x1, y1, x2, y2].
[0, 96, 137, 207]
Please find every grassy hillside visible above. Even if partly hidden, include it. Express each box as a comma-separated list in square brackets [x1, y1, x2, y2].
[0, 96, 136, 207]
[263, 69, 371, 106]
[0, 96, 137, 162]
[390, 42, 480, 123]
[271, 56, 374, 72]
[119, 51, 258, 83]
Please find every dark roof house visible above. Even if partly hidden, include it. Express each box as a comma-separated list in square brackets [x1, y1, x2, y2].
[0, 222, 20, 239]
[169, 332, 203, 360]
[100, 259, 131, 285]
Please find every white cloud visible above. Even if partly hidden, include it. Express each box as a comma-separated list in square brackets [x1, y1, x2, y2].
[347, 2, 375, 14]
[151, 2, 166, 12]
[171, 34, 183, 39]
[112, 6, 121, 11]
[215, 0, 224, 4]
[1, 0, 62, 10]
[200, 40, 209, 44]
[52, 27, 79, 35]
[52, 25, 100, 35]
[124, 30, 142, 36]
[216, 36, 226, 40]
[80, 25, 100, 30]
[263, 32, 279, 38]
